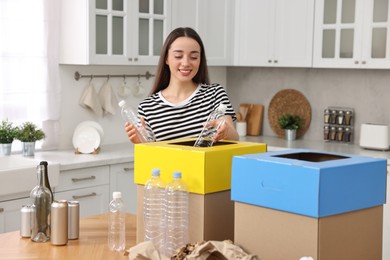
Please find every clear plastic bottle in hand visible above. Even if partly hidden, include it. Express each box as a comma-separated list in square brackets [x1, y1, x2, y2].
[194, 103, 227, 147]
[118, 100, 155, 143]
[164, 171, 189, 257]
[144, 168, 166, 254]
[108, 191, 126, 252]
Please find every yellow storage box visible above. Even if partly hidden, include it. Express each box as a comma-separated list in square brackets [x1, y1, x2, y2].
[134, 138, 266, 194]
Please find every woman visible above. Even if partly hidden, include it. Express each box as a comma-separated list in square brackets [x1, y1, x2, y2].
[125, 27, 239, 143]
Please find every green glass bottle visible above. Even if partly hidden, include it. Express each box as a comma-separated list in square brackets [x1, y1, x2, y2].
[30, 164, 52, 242]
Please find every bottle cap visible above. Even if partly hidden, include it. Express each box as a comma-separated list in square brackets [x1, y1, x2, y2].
[152, 168, 160, 177]
[118, 100, 126, 107]
[113, 191, 122, 199]
[173, 171, 182, 178]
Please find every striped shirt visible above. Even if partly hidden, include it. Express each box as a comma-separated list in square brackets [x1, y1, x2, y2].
[138, 84, 237, 141]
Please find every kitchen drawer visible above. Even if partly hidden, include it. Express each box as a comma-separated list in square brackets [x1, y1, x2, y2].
[55, 166, 110, 192]
[0, 197, 30, 233]
[55, 185, 109, 217]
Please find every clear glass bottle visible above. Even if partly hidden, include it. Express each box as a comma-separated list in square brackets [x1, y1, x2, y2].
[30, 164, 53, 242]
[164, 171, 189, 257]
[144, 168, 166, 254]
[108, 191, 126, 252]
[118, 100, 155, 143]
[194, 103, 227, 147]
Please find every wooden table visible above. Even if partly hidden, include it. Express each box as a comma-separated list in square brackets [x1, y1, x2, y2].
[0, 213, 137, 259]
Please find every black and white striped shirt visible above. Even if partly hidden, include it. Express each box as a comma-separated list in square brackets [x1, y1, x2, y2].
[138, 84, 237, 141]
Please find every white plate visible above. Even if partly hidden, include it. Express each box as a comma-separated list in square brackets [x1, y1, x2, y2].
[74, 121, 104, 139]
[72, 125, 101, 154]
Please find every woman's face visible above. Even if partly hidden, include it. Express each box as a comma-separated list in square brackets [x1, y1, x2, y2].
[166, 36, 201, 83]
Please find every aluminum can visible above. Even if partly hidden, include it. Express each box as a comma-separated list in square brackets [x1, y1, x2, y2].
[68, 201, 80, 239]
[51, 200, 68, 245]
[20, 205, 33, 238]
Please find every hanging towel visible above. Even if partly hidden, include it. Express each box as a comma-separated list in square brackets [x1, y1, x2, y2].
[98, 80, 116, 115]
[79, 80, 103, 117]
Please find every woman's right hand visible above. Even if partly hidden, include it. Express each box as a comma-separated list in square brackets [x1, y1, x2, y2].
[124, 122, 143, 144]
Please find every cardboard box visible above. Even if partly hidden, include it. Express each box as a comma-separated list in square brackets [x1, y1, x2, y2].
[234, 202, 383, 260]
[231, 149, 387, 217]
[136, 185, 235, 244]
[134, 138, 266, 194]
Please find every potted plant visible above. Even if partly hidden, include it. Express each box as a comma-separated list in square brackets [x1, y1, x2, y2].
[15, 122, 45, 156]
[278, 113, 303, 141]
[0, 119, 18, 156]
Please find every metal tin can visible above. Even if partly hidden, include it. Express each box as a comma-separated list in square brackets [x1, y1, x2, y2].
[20, 205, 33, 238]
[51, 200, 68, 245]
[68, 201, 80, 240]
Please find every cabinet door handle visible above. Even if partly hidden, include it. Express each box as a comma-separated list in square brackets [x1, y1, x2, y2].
[362, 61, 366, 64]
[71, 176, 96, 182]
[72, 192, 97, 200]
[0, 208, 4, 213]
[123, 167, 133, 172]
[274, 60, 278, 63]
[354, 61, 359, 64]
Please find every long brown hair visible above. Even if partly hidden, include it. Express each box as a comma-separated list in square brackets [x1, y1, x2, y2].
[150, 27, 210, 95]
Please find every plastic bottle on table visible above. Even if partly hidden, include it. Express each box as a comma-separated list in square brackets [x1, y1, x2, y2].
[164, 171, 189, 257]
[194, 103, 227, 147]
[118, 100, 155, 143]
[108, 191, 126, 252]
[143, 168, 166, 254]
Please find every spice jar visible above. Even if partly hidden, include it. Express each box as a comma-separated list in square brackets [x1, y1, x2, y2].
[330, 126, 337, 141]
[324, 109, 330, 124]
[337, 110, 344, 125]
[345, 111, 353, 125]
[337, 127, 344, 141]
[330, 110, 337, 124]
[323, 125, 330, 140]
[344, 127, 352, 142]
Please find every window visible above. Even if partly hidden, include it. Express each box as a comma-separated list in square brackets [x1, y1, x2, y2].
[0, 0, 60, 151]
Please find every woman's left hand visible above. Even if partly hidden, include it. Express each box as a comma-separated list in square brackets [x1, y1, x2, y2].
[214, 116, 239, 142]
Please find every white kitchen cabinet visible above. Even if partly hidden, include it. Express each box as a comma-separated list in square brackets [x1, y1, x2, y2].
[171, 0, 234, 66]
[314, 0, 390, 69]
[233, 0, 314, 67]
[60, 0, 171, 65]
[54, 166, 110, 217]
[0, 197, 30, 234]
[109, 162, 137, 214]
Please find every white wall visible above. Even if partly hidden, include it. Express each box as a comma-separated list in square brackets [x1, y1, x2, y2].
[58, 65, 227, 149]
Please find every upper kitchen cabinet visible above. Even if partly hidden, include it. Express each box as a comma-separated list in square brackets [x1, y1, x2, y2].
[60, 0, 171, 65]
[314, 0, 390, 68]
[171, 0, 234, 66]
[233, 0, 314, 67]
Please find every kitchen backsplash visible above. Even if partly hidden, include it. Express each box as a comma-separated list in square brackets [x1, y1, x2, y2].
[58, 65, 389, 148]
[226, 67, 390, 144]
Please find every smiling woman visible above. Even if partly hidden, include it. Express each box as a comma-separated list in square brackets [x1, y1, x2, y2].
[0, 0, 61, 151]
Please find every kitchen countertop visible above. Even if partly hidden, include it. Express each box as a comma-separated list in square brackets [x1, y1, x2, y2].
[6, 136, 390, 173]
[0, 213, 136, 259]
[240, 135, 390, 161]
[29, 143, 135, 171]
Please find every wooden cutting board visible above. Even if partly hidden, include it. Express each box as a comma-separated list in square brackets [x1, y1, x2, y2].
[240, 104, 264, 136]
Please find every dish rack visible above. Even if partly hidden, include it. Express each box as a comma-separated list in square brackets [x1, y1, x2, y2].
[323, 107, 354, 143]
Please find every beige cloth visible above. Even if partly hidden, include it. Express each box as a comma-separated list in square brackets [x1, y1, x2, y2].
[98, 81, 116, 115]
[79, 81, 103, 117]
[128, 240, 257, 260]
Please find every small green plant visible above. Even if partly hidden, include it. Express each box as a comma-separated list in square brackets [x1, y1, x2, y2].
[278, 113, 302, 130]
[0, 119, 18, 143]
[15, 122, 45, 142]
